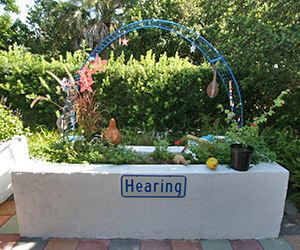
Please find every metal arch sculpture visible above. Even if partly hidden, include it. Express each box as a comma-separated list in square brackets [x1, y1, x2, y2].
[64, 19, 243, 140]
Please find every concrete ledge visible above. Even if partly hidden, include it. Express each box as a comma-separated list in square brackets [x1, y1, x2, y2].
[11, 153, 289, 240]
[0, 136, 29, 204]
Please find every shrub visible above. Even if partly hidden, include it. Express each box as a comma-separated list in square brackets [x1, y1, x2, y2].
[261, 125, 300, 200]
[0, 96, 26, 142]
[92, 50, 226, 133]
[0, 46, 225, 134]
[0, 44, 88, 129]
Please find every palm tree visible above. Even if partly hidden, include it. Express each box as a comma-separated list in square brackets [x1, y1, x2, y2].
[68, 0, 136, 50]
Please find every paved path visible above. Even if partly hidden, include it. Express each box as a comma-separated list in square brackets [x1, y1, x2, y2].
[0, 198, 300, 249]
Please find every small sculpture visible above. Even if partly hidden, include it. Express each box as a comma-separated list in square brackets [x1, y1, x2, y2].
[103, 118, 122, 146]
[186, 134, 213, 145]
[173, 154, 191, 165]
[206, 157, 219, 170]
[56, 114, 67, 132]
[227, 112, 236, 119]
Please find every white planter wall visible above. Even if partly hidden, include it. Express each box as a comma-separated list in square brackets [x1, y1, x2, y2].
[12, 151, 289, 240]
[0, 135, 29, 203]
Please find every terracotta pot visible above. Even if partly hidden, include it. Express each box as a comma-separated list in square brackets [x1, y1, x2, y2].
[102, 118, 122, 146]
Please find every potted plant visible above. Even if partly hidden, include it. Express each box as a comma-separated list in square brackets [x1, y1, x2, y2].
[222, 90, 289, 171]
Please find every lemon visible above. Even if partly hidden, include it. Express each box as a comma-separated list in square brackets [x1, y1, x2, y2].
[206, 157, 219, 170]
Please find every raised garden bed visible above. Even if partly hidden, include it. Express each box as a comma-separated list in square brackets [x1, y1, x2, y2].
[11, 143, 289, 240]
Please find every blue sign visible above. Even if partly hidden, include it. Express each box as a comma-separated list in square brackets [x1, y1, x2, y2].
[121, 175, 186, 198]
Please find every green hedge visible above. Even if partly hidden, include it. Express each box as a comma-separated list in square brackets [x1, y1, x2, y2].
[0, 97, 26, 142]
[0, 46, 228, 133]
[0, 44, 87, 128]
[92, 50, 228, 133]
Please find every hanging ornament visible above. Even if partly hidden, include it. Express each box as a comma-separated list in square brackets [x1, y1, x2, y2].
[121, 36, 129, 46]
[190, 44, 196, 53]
[229, 80, 234, 111]
[206, 64, 219, 98]
[77, 65, 94, 92]
[90, 55, 107, 73]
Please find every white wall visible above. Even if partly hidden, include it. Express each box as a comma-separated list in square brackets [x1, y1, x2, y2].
[0, 136, 29, 203]
[12, 159, 289, 240]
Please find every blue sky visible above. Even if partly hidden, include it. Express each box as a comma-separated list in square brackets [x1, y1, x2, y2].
[0, 0, 35, 22]
[13, 0, 35, 22]
[1, 0, 70, 23]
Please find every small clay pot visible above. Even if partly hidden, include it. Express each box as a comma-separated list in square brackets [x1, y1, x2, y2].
[102, 118, 122, 146]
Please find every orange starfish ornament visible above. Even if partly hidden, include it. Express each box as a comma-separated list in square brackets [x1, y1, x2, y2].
[91, 55, 107, 73]
[77, 65, 94, 92]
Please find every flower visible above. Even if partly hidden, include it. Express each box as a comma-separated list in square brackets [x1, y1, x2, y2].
[175, 139, 182, 146]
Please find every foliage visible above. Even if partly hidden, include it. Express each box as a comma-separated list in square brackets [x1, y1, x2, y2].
[119, 0, 205, 64]
[92, 50, 224, 133]
[119, 128, 157, 146]
[0, 96, 26, 142]
[185, 90, 289, 166]
[150, 139, 173, 161]
[23, 0, 82, 58]
[0, 46, 219, 132]
[69, 0, 137, 31]
[0, 0, 19, 13]
[0, 14, 13, 50]
[0, 0, 22, 51]
[189, 90, 289, 166]
[76, 91, 107, 137]
[30, 61, 108, 137]
[188, 138, 231, 164]
[261, 125, 300, 200]
[121, 0, 300, 132]
[0, 44, 88, 129]
[221, 90, 289, 149]
[27, 125, 61, 160]
[219, 1, 299, 131]
[0, 0, 298, 135]
[192, 114, 226, 138]
[20, 0, 137, 56]
[28, 129, 175, 164]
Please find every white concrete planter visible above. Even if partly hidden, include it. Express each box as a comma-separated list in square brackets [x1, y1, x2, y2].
[11, 144, 289, 240]
[0, 135, 29, 203]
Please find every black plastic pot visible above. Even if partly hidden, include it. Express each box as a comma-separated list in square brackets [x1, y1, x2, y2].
[230, 144, 254, 171]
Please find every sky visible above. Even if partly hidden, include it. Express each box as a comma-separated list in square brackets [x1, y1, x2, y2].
[13, 0, 35, 22]
[0, 0, 35, 22]
[1, 0, 67, 23]
[2, 0, 122, 23]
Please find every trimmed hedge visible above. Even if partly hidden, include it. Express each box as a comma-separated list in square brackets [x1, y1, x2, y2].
[94, 50, 227, 133]
[0, 46, 228, 133]
[0, 45, 87, 128]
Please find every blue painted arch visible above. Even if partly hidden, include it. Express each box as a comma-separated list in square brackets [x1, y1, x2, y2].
[67, 19, 243, 139]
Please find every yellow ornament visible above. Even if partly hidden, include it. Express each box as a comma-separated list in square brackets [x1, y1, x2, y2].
[206, 157, 219, 170]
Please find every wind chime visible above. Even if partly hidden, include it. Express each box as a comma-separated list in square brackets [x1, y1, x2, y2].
[228, 80, 240, 122]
